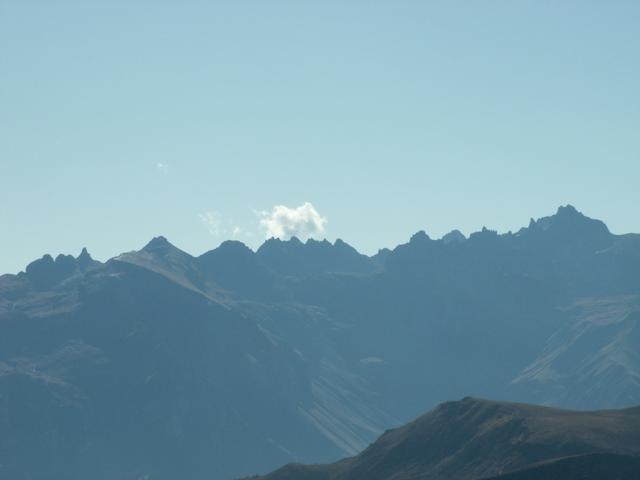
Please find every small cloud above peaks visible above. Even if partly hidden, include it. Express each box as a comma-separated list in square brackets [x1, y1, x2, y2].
[199, 212, 223, 236]
[156, 162, 169, 174]
[259, 202, 327, 241]
[198, 212, 253, 241]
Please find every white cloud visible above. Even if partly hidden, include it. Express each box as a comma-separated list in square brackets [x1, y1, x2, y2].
[198, 211, 223, 236]
[199, 213, 252, 240]
[156, 162, 169, 174]
[259, 202, 327, 240]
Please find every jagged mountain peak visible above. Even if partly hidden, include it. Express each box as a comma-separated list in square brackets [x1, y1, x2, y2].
[441, 229, 466, 245]
[259, 236, 349, 251]
[556, 203, 580, 215]
[197, 240, 258, 269]
[27, 253, 54, 268]
[409, 230, 431, 243]
[256, 235, 364, 258]
[77, 247, 92, 264]
[530, 205, 610, 235]
[256, 235, 375, 275]
[129, 236, 195, 264]
[210, 239, 254, 255]
[304, 237, 330, 246]
[23, 252, 84, 289]
[77, 247, 101, 271]
[142, 235, 175, 252]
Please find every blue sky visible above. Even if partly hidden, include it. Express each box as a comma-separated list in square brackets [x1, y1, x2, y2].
[1, 1, 639, 273]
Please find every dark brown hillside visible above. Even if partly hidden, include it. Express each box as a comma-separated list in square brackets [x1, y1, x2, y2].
[483, 453, 640, 480]
[252, 397, 640, 480]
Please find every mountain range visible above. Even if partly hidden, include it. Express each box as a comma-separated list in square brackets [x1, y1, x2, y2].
[1, 205, 639, 479]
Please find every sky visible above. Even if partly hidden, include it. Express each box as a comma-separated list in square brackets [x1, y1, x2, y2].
[1, 1, 639, 274]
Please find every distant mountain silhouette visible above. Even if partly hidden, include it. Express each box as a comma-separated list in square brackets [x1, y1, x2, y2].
[1, 206, 640, 479]
[197, 240, 282, 298]
[24, 248, 100, 289]
[250, 397, 640, 480]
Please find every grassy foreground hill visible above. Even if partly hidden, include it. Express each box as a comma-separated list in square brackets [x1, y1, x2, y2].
[250, 397, 640, 480]
[483, 453, 640, 479]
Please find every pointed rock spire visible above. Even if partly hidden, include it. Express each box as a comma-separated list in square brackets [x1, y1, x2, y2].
[77, 247, 95, 269]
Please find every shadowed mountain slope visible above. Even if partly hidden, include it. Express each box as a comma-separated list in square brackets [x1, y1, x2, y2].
[483, 453, 640, 480]
[251, 398, 640, 480]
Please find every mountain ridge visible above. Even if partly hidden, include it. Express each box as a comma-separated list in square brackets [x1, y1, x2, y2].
[9, 204, 621, 278]
[481, 453, 640, 480]
[2, 205, 640, 479]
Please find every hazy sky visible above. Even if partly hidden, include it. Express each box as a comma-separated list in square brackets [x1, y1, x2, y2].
[2, 1, 639, 273]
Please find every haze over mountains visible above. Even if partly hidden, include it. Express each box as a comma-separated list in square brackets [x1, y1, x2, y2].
[1, 205, 640, 479]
